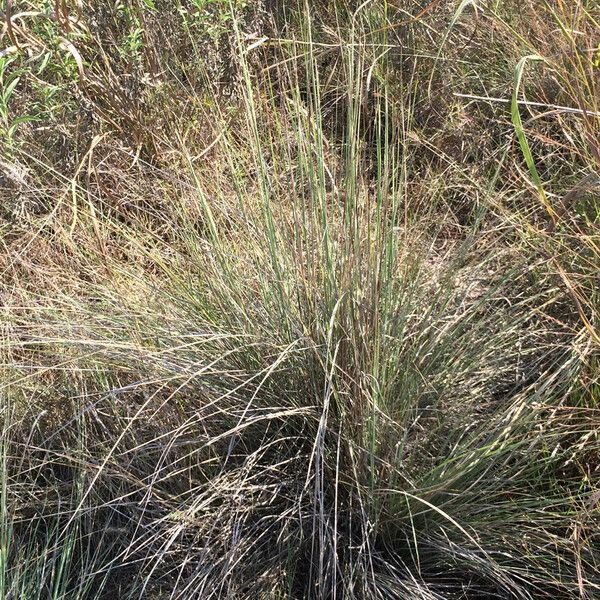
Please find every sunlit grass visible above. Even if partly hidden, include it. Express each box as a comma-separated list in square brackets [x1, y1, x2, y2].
[0, 1, 598, 598]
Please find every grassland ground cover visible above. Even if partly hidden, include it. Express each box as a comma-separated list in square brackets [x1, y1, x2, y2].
[0, 1, 599, 598]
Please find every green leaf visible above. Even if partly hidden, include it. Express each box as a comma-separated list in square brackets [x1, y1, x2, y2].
[2, 76, 20, 103]
[511, 54, 552, 215]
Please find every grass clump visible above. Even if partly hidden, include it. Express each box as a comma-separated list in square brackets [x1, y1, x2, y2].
[0, 0, 599, 598]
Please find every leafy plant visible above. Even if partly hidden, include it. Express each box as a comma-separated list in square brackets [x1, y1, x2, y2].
[0, 57, 35, 148]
